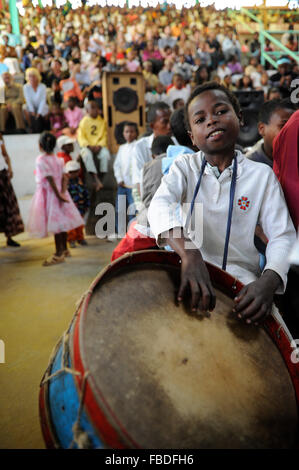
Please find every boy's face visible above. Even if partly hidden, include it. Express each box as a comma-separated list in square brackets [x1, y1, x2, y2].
[173, 75, 184, 90]
[188, 89, 241, 155]
[259, 108, 294, 158]
[62, 143, 74, 154]
[88, 101, 100, 118]
[68, 170, 80, 179]
[68, 99, 76, 109]
[156, 82, 165, 95]
[151, 109, 172, 137]
[268, 91, 281, 101]
[123, 125, 137, 143]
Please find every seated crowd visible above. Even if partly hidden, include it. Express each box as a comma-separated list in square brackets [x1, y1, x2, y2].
[0, 5, 298, 134]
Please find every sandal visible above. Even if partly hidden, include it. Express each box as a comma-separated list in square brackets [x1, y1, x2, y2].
[64, 250, 71, 257]
[42, 254, 65, 267]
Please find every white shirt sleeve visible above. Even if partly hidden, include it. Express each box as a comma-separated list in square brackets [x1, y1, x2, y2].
[148, 156, 187, 246]
[131, 140, 149, 185]
[37, 84, 48, 116]
[113, 147, 123, 184]
[23, 84, 34, 113]
[259, 170, 296, 293]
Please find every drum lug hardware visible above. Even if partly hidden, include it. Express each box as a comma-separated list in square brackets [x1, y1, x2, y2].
[232, 279, 237, 291]
[276, 325, 282, 340]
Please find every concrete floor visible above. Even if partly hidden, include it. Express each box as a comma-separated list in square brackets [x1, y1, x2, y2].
[0, 231, 116, 449]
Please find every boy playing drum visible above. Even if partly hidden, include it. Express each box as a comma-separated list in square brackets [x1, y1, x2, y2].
[148, 82, 296, 326]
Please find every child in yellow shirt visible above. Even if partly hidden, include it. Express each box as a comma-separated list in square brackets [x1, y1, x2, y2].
[78, 100, 110, 191]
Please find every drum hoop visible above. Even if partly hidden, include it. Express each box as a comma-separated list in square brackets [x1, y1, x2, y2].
[39, 381, 60, 449]
[39, 337, 65, 449]
[71, 250, 299, 449]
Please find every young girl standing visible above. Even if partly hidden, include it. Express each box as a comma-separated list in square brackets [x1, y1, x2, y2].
[27, 132, 84, 266]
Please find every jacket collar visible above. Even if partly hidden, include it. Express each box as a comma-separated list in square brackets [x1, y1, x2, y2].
[193, 149, 244, 179]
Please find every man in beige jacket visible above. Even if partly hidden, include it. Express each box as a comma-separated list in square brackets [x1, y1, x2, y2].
[0, 72, 25, 133]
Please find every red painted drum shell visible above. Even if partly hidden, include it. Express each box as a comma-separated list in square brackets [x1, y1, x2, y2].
[68, 250, 299, 449]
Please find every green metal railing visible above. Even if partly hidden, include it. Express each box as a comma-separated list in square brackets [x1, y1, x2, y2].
[229, 7, 299, 68]
[239, 7, 299, 68]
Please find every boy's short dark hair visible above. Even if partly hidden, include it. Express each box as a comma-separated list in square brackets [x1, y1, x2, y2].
[258, 98, 296, 124]
[184, 81, 241, 131]
[151, 135, 174, 156]
[173, 73, 184, 80]
[87, 99, 99, 108]
[170, 108, 193, 148]
[147, 102, 170, 124]
[123, 121, 139, 136]
[172, 98, 184, 109]
[266, 87, 281, 100]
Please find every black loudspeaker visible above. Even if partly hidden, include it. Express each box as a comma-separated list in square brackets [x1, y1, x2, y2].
[233, 90, 264, 147]
[102, 72, 146, 154]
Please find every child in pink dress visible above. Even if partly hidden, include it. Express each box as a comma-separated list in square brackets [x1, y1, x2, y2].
[27, 132, 84, 266]
[62, 97, 84, 139]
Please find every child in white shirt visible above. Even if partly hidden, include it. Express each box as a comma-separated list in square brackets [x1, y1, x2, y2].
[148, 82, 296, 326]
[113, 122, 138, 234]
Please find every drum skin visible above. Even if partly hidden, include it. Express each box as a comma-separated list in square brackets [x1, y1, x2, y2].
[39, 250, 299, 449]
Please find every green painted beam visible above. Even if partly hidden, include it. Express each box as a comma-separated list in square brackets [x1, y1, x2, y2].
[265, 30, 299, 34]
[261, 29, 299, 63]
[262, 51, 278, 68]
[240, 7, 263, 25]
[8, 0, 20, 43]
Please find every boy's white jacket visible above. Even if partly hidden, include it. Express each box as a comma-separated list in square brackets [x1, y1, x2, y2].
[148, 150, 296, 292]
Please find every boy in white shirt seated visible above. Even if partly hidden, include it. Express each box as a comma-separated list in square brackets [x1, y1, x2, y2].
[148, 82, 296, 326]
[113, 121, 138, 234]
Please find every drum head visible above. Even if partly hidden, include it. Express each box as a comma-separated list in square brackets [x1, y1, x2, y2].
[78, 260, 298, 449]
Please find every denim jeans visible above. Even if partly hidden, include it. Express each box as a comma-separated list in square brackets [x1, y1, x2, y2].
[115, 186, 136, 234]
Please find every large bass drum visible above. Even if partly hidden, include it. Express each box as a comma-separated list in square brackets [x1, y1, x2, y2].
[39, 250, 299, 449]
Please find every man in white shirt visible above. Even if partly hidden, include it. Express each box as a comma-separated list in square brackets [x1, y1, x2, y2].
[148, 82, 296, 325]
[158, 58, 175, 88]
[222, 32, 241, 62]
[166, 74, 191, 110]
[158, 26, 177, 53]
[131, 101, 178, 203]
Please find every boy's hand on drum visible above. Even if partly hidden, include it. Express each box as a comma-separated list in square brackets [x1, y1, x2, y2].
[233, 269, 282, 325]
[179, 250, 216, 312]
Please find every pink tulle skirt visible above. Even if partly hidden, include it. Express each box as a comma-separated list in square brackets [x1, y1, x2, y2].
[27, 185, 85, 238]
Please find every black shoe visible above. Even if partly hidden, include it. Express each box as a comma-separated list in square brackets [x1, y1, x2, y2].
[7, 238, 21, 247]
[78, 239, 88, 246]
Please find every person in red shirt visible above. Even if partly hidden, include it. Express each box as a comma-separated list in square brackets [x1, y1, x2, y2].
[272, 109, 299, 340]
[56, 135, 75, 165]
[273, 109, 299, 232]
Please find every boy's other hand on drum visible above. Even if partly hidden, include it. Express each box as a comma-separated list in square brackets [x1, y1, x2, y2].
[165, 229, 216, 312]
[233, 269, 282, 325]
[179, 250, 216, 312]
